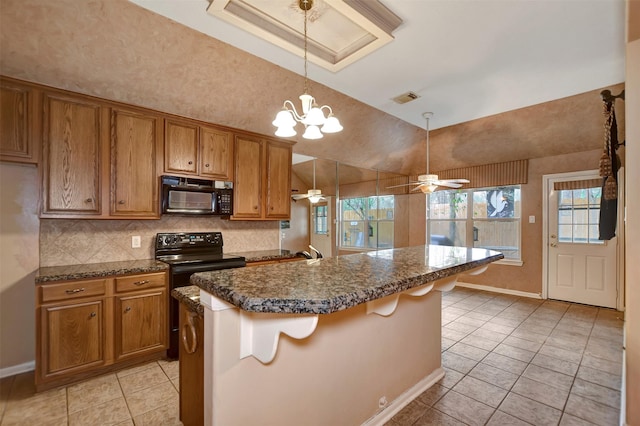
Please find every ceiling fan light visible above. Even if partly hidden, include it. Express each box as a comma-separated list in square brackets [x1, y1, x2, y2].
[420, 184, 438, 194]
[321, 114, 343, 133]
[302, 125, 323, 140]
[272, 109, 296, 128]
[308, 195, 322, 203]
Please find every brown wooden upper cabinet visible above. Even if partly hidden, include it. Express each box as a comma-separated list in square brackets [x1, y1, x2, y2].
[233, 135, 292, 220]
[164, 118, 234, 181]
[0, 77, 39, 164]
[40, 89, 162, 219]
[41, 92, 104, 216]
[111, 108, 162, 218]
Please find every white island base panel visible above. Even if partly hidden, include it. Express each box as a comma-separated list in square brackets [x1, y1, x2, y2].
[200, 289, 444, 426]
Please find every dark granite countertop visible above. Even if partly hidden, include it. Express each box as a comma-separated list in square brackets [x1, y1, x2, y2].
[172, 286, 204, 317]
[36, 259, 169, 284]
[191, 245, 503, 315]
[230, 249, 299, 263]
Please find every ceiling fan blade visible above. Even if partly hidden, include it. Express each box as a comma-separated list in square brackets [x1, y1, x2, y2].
[441, 179, 470, 184]
[434, 181, 463, 188]
[291, 194, 310, 200]
[386, 181, 426, 189]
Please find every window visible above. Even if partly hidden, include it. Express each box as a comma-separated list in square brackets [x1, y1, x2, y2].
[313, 205, 328, 235]
[340, 196, 394, 249]
[428, 186, 521, 260]
[557, 187, 603, 244]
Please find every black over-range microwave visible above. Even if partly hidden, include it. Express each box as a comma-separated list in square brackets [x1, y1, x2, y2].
[161, 175, 233, 216]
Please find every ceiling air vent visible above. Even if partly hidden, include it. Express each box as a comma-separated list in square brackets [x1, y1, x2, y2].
[391, 91, 420, 104]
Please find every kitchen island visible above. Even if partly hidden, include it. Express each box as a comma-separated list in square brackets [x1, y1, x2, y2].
[190, 245, 503, 426]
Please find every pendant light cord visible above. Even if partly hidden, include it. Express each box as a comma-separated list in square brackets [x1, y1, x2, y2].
[303, 1, 309, 95]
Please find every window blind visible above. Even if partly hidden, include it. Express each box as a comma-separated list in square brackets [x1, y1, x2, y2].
[553, 178, 601, 191]
[434, 159, 529, 189]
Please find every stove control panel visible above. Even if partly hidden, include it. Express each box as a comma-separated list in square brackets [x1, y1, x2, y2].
[156, 232, 223, 249]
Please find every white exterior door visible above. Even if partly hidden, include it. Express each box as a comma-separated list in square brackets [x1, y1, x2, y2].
[546, 172, 618, 308]
[310, 198, 333, 258]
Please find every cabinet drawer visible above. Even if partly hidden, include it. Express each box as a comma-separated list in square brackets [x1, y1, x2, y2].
[40, 279, 107, 303]
[115, 272, 166, 293]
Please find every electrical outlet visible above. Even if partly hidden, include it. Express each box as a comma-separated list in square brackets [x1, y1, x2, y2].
[131, 235, 141, 248]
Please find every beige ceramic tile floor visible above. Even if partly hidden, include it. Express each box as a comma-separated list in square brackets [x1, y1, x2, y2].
[387, 287, 624, 426]
[0, 359, 180, 426]
[0, 287, 624, 425]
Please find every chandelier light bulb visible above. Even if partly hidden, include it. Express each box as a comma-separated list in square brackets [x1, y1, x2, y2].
[302, 125, 323, 140]
[321, 114, 343, 133]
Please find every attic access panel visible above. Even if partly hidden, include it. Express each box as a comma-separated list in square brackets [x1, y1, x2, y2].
[207, 0, 402, 72]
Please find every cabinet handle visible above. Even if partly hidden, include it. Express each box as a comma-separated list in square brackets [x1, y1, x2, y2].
[118, 200, 125, 204]
[84, 198, 92, 203]
[253, 205, 258, 210]
[133, 280, 150, 286]
[188, 161, 193, 165]
[181, 312, 198, 354]
[124, 306, 131, 313]
[90, 312, 96, 318]
[65, 287, 85, 294]
[204, 163, 210, 168]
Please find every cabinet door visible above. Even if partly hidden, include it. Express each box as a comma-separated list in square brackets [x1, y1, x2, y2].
[111, 109, 160, 217]
[115, 290, 167, 360]
[265, 140, 292, 219]
[42, 300, 105, 376]
[42, 94, 102, 215]
[200, 126, 233, 180]
[165, 119, 198, 175]
[179, 303, 204, 426]
[0, 79, 37, 164]
[233, 136, 263, 218]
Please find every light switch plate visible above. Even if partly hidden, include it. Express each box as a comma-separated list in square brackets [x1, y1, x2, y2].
[131, 235, 141, 248]
[529, 215, 535, 224]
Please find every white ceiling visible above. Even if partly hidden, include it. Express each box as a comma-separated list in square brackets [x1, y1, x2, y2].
[130, 0, 626, 131]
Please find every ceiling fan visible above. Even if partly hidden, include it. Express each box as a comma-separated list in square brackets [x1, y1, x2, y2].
[389, 112, 469, 194]
[292, 158, 326, 203]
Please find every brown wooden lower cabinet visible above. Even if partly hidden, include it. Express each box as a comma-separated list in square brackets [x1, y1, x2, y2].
[36, 272, 168, 391]
[179, 302, 204, 426]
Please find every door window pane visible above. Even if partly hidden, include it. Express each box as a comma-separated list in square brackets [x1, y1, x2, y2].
[557, 188, 603, 244]
[313, 205, 327, 235]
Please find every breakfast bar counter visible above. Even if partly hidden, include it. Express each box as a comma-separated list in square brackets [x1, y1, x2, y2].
[190, 245, 503, 426]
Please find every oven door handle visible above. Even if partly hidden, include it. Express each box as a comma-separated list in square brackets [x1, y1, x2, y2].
[171, 261, 246, 275]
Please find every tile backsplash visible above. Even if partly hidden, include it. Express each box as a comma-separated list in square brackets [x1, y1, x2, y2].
[40, 216, 279, 267]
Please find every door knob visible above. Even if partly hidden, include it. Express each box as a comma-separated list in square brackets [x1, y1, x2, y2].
[550, 234, 557, 239]
[550, 243, 557, 248]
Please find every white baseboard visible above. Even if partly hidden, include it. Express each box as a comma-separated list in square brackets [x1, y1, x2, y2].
[0, 360, 35, 379]
[456, 281, 543, 299]
[362, 368, 445, 426]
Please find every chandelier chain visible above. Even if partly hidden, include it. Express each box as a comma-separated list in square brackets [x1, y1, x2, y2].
[303, 2, 309, 94]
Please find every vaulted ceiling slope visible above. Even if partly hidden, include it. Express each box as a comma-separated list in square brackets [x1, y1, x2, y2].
[130, 0, 626, 130]
[0, 0, 626, 176]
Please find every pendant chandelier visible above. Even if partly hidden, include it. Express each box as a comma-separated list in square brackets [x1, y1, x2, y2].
[272, 0, 343, 140]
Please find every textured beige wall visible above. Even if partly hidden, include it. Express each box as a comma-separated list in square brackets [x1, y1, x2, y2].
[623, 14, 639, 423]
[0, 163, 39, 372]
[0, 0, 422, 176]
